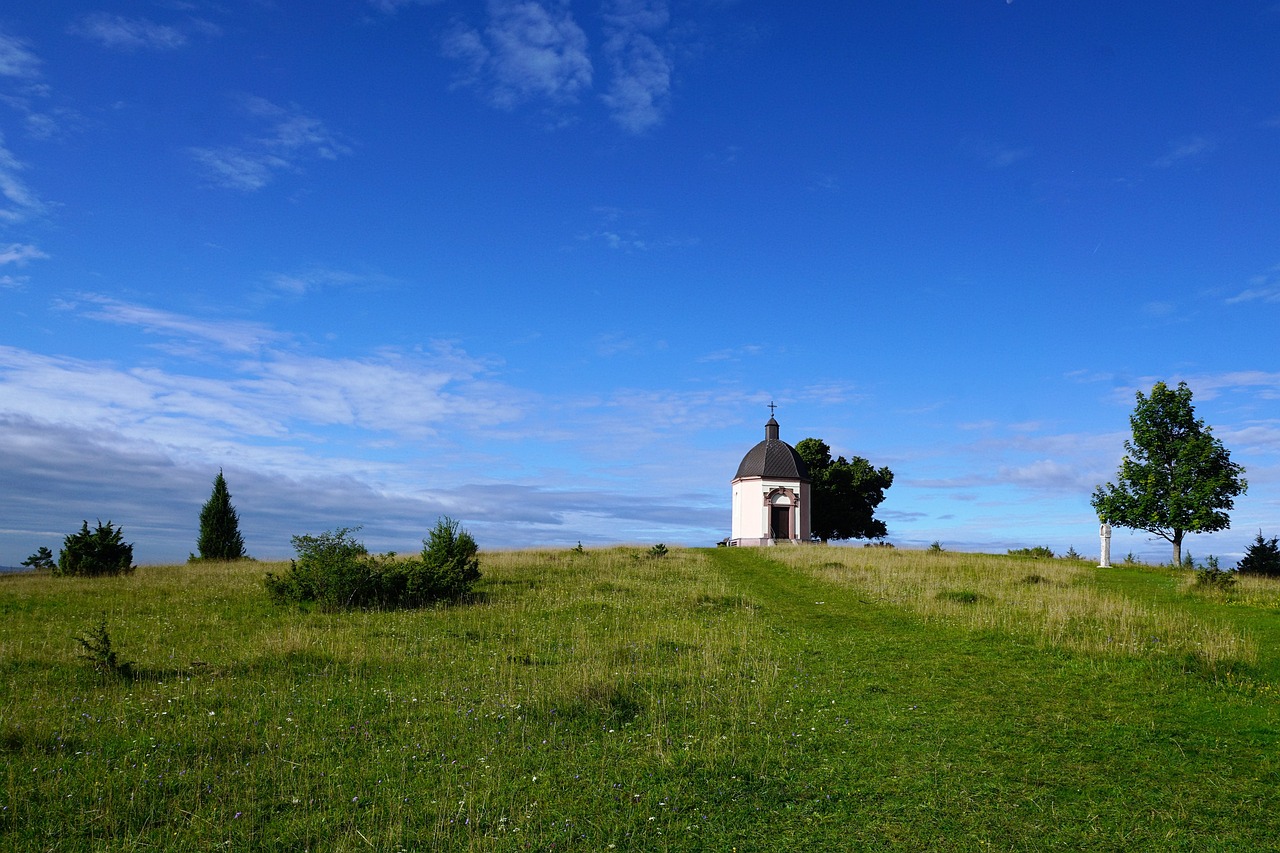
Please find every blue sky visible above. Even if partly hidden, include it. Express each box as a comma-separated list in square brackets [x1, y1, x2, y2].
[2, 1, 1278, 565]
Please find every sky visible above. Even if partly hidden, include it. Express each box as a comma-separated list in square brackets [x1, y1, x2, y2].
[1, 1, 1279, 566]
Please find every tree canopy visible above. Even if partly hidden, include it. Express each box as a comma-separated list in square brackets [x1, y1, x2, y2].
[196, 470, 247, 561]
[1091, 381, 1246, 566]
[795, 438, 894, 542]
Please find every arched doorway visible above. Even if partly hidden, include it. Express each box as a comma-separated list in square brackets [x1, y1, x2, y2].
[768, 489, 794, 541]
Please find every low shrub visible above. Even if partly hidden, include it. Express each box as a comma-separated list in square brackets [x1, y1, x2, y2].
[265, 518, 480, 609]
[1194, 556, 1236, 592]
[1008, 546, 1055, 558]
[54, 520, 135, 577]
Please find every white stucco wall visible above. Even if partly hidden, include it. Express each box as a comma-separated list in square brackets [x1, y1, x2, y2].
[731, 476, 811, 543]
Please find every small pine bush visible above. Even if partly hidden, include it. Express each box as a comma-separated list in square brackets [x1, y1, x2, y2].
[21, 546, 55, 570]
[73, 616, 131, 678]
[1237, 531, 1280, 577]
[54, 520, 135, 577]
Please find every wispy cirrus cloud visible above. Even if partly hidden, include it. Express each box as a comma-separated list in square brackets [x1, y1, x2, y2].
[443, 1, 593, 111]
[0, 133, 47, 224]
[965, 138, 1031, 169]
[0, 30, 41, 79]
[0, 242, 46, 288]
[66, 294, 285, 354]
[267, 265, 399, 297]
[68, 13, 220, 52]
[189, 96, 351, 191]
[0, 27, 81, 142]
[367, 0, 443, 12]
[1225, 265, 1280, 305]
[1151, 135, 1214, 168]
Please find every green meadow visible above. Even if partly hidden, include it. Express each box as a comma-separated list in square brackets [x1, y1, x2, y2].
[3, 546, 1280, 850]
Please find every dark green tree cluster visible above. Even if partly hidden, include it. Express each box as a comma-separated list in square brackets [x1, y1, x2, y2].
[265, 517, 480, 609]
[795, 438, 894, 542]
[54, 520, 135, 577]
[1091, 381, 1246, 566]
[1237, 532, 1280, 577]
[195, 470, 246, 561]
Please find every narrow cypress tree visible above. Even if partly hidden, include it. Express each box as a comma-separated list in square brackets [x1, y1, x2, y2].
[196, 470, 246, 561]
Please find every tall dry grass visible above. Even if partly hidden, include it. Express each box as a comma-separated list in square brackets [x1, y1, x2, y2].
[770, 547, 1256, 668]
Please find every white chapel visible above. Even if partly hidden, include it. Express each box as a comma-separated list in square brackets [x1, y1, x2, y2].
[729, 408, 811, 546]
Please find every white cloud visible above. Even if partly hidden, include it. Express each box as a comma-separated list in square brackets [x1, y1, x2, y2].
[444, 1, 593, 110]
[0, 133, 47, 223]
[965, 138, 1031, 169]
[601, 0, 672, 133]
[267, 266, 398, 296]
[68, 14, 192, 51]
[0, 243, 46, 265]
[71, 294, 284, 354]
[1151, 135, 1214, 169]
[189, 147, 286, 191]
[0, 31, 41, 79]
[997, 459, 1098, 493]
[189, 98, 350, 191]
[1225, 265, 1280, 304]
[368, 0, 443, 12]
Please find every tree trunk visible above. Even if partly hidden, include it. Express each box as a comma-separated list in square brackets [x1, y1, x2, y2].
[1172, 530, 1183, 567]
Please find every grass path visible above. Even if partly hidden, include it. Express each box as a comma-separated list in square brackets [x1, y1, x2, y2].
[705, 546, 1280, 850]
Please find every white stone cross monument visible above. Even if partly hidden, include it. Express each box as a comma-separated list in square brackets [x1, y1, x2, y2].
[1098, 522, 1112, 568]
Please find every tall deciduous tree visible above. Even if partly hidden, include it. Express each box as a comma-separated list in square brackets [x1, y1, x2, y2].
[1091, 381, 1246, 566]
[795, 438, 894, 542]
[197, 470, 246, 561]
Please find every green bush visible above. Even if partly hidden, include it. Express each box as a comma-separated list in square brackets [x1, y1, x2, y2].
[1008, 546, 1055, 558]
[54, 520, 135, 577]
[1194, 556, 1236, 592]
[403, 517, 481, 602]
[1237, 531, 1280, 577]
[265, 518, 480, 609]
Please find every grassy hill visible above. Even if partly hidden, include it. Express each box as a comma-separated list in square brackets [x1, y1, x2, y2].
[3, 546, 1279, 850]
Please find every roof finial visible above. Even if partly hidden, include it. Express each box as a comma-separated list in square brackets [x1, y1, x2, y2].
[768, 400, 777, 418]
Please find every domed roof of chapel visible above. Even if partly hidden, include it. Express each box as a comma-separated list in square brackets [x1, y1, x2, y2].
[734, 417, 811, 481]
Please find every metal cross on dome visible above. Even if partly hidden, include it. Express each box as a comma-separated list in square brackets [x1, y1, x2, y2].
[768, 400, 777, 417]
